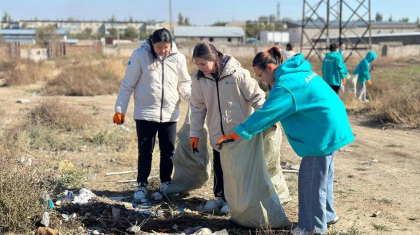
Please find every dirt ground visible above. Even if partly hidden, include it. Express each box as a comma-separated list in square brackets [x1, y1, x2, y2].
[1, 85, 419, 235]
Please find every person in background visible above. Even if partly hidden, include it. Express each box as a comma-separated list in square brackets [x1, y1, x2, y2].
[353, 51, 377, 102]
[190, 42, 266, 213]
[216, 47, 354, 235]
[322, 43, 348, 94]
[113, 28, 191, 201]
[282, 42, 297, 61]
[338, 42, 349, 92]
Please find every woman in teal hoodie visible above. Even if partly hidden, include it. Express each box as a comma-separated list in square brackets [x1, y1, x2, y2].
[353, 51, 377, 102]
[322, 43, 348, 94]
[216, 46, 354, 235]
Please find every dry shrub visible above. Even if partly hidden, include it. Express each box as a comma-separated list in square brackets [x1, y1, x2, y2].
[0, 153, 56, 233]
[27, 98, 90, 131]
[0, 59, 52, 86]
[44, 58, 124, 96]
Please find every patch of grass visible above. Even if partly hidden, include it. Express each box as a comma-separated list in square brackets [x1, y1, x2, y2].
[373, 224, 390, 231]
[379, 198, 393, 205]
[327, 220, 364, 235]
[356, 168, 368, 171]
[384, 144, 402, 148]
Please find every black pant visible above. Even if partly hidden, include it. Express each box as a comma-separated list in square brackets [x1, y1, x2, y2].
[135, 120, 177, 184]
[329, 85, 341, 94]
[213, 149, 226, 201]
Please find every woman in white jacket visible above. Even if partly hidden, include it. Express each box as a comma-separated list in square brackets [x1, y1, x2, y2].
[113, 28, 191, 200]
[190, 42, 266, 213]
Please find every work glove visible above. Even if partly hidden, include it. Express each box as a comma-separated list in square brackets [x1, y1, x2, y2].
[216, 132, 240, 150]
[342, 78, 346, 86]
[113, 112, 125, 125]
[190, 137, 199, 154]
[367, 80, 372, 86]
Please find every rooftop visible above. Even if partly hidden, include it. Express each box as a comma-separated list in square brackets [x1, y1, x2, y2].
[173, 26, 244, 37]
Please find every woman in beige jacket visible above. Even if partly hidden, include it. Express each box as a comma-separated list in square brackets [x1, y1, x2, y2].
[190, 42, 265, 213]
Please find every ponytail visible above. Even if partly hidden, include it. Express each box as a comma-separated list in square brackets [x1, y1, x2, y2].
[252, 45, 284, 70]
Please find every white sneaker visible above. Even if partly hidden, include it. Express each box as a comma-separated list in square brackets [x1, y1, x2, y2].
[134, 183, 148, 200]
[220, 203, 230, 214]
[160, 181, 170, 194]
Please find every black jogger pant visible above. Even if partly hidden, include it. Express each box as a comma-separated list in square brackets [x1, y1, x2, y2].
[329, 85, 341, 94]
[213, 149, 226, 202]
[135, 120, 177, 184]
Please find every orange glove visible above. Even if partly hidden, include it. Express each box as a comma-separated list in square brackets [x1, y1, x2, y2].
[367, 80, 372, 85]
[190, 137, 199, 154]
[342, 78, 346, 86]
[216, 132, 240, 150]
[113, 112, 125, 125]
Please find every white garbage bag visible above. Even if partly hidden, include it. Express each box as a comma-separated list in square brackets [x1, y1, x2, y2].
[263, 126, 292, 206]
[346, 74, 358, 95]
[220, 128, 291, 228]
[165, 108, 211, 194]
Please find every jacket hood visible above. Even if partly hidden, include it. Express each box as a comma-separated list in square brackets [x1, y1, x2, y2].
[275, 53, 311, 79]
[220, 55, 240, 77]
[142, 40, 179, 55]
[366, 51, 377, 63]
[325, 51, 340, 59]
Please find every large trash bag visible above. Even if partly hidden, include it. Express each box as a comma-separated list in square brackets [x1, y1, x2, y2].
[346, 74, 358, 95]
[165, 109, 211, 194]
[263, 126, 292, 206]
[220, 128, 291, 228]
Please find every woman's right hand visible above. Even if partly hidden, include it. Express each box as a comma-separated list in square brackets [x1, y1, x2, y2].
[113, 112, 125, 125]
[190, 137, 199, 154]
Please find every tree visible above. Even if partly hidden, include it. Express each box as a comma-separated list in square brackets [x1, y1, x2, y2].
[21, 22, 28, 29]
[184, 17, 190, 26]
[417, 17, 420, 27]
[36, 25, 58, 45]
[269, 14, 276, 23]
[399, 17, 409, 22]
[178, 13, 184, 25]
[124, 26, 138, 39]
[107, 28, 118, 37]
[258, 16, 268, 23]
[2, 12, 12, 22]
[375, 12, 383, 22]
[66, 17, 77, 22]
[388, 15, 393, 22]
[212, 21, 226, 26]
[129, 16, 134, 22]
[109, 15, 117, 22]
[83, 28, 93, 38]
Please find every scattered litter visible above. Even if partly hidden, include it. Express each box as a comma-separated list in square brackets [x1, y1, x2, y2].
[151, 192, 163, 201]
[40, 211, 50, 227]
[214, 229, 229, 234]
[127, 225, 141, 233]
[109, 196, 129, 201]
[32, 93, 41, 97]
[282, 169, 299, 173]
[372, 210, 381, 217]
[42, 192, 55, 209]
[96, 146, 102, 152]
[17, 99, 31, 104]
[112, 207, 121, 220]
[194, 228, 212, 235]
[172, 224, 178, 230]
[117, 179, 137, 183]
[77, 226, 84, 233]
[55, 200, 61, 206]
[120, 125, 130, 132]
[110, 158, 117, 162]
[92, 230, 100, 235]
[106, 170, 136, 176]
[137, 202, 153, 208]
[183, 226, 202, 234]
[141, 199, 148, 203]
[371, 159, 379, 163]
[158, 228, 170, 232]
[138, 209, 163, 217]
[61, 213, 77, 221]
[72, 188, 96, 205]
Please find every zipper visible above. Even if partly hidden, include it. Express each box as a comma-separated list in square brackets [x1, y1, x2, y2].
[211, 71, 236, 136]
[160, 60, 165, 122]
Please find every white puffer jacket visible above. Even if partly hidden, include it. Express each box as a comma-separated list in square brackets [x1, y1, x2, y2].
[190, 55, 266, 150]
[115, 41, 191, 122]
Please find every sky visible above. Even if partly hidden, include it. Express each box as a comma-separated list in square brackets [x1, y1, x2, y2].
[1, 0, 419, 25]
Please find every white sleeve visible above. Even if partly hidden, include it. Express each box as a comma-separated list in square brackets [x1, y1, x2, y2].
[190, 74, 207, 138]
[177, 54, 192, 103]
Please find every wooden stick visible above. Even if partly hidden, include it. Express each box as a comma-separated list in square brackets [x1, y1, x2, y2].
[106, 170, 136, 176]
[282, 169, 299, 173]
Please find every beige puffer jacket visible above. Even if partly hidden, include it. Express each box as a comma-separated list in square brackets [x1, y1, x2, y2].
[115, 41, 191, 122]
[190, 55, 266, 151]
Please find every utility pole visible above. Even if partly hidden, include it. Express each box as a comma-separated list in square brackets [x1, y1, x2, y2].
[169, 0, 173, 33]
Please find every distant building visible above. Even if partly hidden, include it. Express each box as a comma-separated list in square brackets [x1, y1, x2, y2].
[260, 31, 289, 44]
[287, 21, 419, 44]
[173, 26, 245, 44]
[0, 29, 68, 44]
[145, 21, 165, 33]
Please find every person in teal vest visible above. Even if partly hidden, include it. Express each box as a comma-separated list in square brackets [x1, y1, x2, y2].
[216, 46, 354, 235]
[322, 43, 348, 94]
[353, 51, 377, 102]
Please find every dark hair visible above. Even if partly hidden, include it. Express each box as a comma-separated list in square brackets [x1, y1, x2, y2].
[148, 28, 172, 58]
[192, 42, 224, 79]
[286, 42, 295, 51]
[329, 43, 339, 52]
[252, 46, 284, 70]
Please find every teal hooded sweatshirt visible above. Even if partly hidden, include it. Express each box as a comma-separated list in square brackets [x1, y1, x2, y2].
[322, 51, 348, 86]
[353, 51, 377, 83]
[235, 54, 354, 157]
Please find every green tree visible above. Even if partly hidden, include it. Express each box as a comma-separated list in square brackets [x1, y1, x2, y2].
[83, 28, 93, 38]
[109, 15, 117, 22]
[107, 28, 118, 37]
[124, 26, 138, 38]
[388, 15, 393, 22]
[129, 16, 134, 22]
[184, 17, 190, 26]
[36, 25, 58, 45]
[211, 21, 226, 26]
[2, 12, 12, 22]
[66, 17, 77, 22]
[375, 12, 383, 22]
[21, 22, 28, 29]
[178, 13, 184, 25]
[399, 17, 409, 22]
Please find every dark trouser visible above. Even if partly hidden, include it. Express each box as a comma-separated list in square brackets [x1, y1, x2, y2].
[135, 120, 176, 184]
[213, 149, 226, 202]
[329, 85, 341, 94]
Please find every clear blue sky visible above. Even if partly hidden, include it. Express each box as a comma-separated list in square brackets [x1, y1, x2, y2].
[1, 0, 419, 25]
